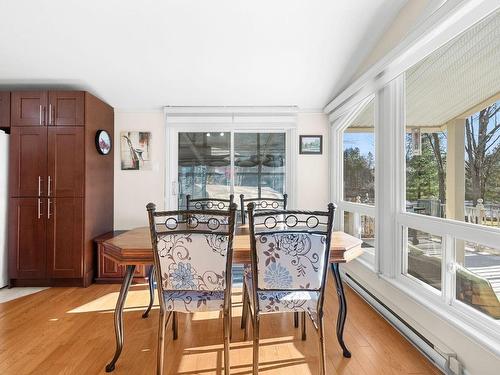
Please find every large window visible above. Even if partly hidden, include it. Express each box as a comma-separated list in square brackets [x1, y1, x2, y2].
[403, 10, 500, 322]
[178, 131, 286, 208]
[343, 100, 375, 204]
[339, 99, 376, 266]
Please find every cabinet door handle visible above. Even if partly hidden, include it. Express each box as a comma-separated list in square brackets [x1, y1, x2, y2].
[47, 199, 52, 219]
[37, 198, 42, 219]
[49, 104, 52, 125]
[43, 106, 46, 125]
[48, 176, 52, 196]
[39, 105, 42, 125]
[38, 176, 42, 196]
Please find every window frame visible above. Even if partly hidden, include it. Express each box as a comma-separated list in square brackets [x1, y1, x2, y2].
[328, 1, 500, 356]
[164, 107, 298, 210]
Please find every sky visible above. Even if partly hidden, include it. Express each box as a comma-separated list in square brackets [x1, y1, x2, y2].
[343, 132, 375, 156]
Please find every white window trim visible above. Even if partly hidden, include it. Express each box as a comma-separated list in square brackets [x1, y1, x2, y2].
[327, 0, 500, 359]
[164, 107, 298, 210]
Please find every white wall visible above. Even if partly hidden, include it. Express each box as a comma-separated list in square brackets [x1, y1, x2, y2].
[114, 111, 165, 229]
[296, 112, 330, 210]
[0, 132, 8, 287]
[113, 111, 331, 229]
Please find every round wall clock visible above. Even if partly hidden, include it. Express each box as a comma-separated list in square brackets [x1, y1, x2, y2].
[95, 130, 112, 155]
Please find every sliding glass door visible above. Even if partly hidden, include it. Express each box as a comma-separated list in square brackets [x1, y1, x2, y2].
[177, 131, 286, 208]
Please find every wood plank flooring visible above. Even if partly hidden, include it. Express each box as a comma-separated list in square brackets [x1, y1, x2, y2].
[0, 275, 441, 374]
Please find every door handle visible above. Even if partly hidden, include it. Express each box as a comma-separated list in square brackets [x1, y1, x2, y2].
[49, 104, 52, 125]
[38, 176, 42, 196]
[47, 199, 52, 219]
[42, 106, 46, 125]
[48, 176, 52, 196]
[37, 198, 42, 219]
[39, 105, 42, 125]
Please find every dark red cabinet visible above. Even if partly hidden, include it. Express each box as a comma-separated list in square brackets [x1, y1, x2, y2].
[9, 127, 48, 197]
[7, 90, 114, 287]
[46, 198, 84, 278]
[49, 91, 84, 126]
[48, 127, 84, 197]
[8, 198, 47, 280]
[0, 92, 10, 132]
[11, 91, 48, 126]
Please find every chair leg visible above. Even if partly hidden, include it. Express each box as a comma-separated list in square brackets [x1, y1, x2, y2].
[294, 311, 299, 328]
[318, 312, 326, 375]
[223, 309, 231, 375]
[172, 312, 178, 340]
[240, 282, 248, 329]
[228, 300, 233, 341]
[156, 310, 168, 375]
[301, 311, 307, 341]
[142, 266, 155, 319]
[252, 314, 260, 375]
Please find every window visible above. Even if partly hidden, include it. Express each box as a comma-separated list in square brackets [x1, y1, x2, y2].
[402, 10, 500, 324]
[339, 98, 376, 266]
[178, 132, 231, 209]
[343, 100, 375, 205]
[234, 133, 286, 199]
[177, 131, 286, 208]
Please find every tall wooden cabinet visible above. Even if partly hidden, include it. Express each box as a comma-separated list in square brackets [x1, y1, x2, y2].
[5, 90, 114, 287]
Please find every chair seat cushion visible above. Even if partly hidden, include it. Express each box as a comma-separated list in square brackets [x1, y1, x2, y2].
[244, 264, 319, 316]
[163, 290, 224, 313]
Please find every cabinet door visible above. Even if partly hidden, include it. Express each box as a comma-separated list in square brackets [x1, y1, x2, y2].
[48, 91, 84, 126]
[46, 197, 84, 278]
[11, 91, 48, 126]
[8, 198, 47, 279]
[48, 127, 84, 197]
[98, 246, 123, 279]
[9, 127, 47, 197]
[0, 92, 10, 130]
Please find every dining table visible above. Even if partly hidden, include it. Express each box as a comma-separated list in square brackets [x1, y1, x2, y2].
[101, 224, 363, 372]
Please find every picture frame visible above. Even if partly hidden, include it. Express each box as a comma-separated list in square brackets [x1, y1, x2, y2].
[299, 135, 323, 155]
[95, 130, 112, 155]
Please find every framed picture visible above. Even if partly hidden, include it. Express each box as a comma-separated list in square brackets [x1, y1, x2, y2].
[120, 131, 152, 170]
[299, 135, 323, 155]
[95, 130, 112, 155]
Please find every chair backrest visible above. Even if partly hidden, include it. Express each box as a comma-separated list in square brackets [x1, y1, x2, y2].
[239, 193, 288, 224]
[147, 203, 237, 296]
[247, 203, 335, 312]
[186, 194, 234, 211]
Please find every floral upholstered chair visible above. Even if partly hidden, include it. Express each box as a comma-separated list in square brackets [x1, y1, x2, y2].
[186, 194, 234, 223]
[239, 193, 287, 224]
[241, 202, 335, 375]
[147, 202, 237, 375]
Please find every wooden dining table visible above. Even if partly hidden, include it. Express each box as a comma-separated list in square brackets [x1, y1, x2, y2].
[102, 225, 363, 372]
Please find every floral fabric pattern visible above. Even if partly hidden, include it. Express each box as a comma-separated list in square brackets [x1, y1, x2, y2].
[156, 233, 229, 291]
[163, 290, 224, 313]
[255, 233, 327, 290]
[244, 269, 318, 319]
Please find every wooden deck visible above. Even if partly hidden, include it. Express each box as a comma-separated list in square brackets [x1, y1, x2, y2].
[0, 278, 441, 374]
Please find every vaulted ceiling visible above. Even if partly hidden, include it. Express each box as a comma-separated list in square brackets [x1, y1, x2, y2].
[0, 0, 406, 110]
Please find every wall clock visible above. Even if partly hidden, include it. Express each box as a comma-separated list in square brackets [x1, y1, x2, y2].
[95, 130, 112, 155]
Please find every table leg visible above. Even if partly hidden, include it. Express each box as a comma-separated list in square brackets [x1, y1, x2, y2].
[331, 263, 351, 358]
[106, 264, 136, 372]
[142, 265, 155, 319]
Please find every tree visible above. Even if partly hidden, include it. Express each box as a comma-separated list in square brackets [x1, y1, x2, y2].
[465, 102, 500, 204]
[343, 147, 374, 202]
[426, 132, 447, 205]
[406, 135, 440, 202]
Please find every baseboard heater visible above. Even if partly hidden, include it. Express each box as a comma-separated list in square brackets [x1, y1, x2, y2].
[343, 272, 464, 375]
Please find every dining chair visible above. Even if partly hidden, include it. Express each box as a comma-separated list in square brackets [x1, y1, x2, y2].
[239, 193, 287, 224]
[141, 194, 235, 319]
[241, 202, 335, 375]
[146, 202, 237, 375]
[239, 193, 300, 328]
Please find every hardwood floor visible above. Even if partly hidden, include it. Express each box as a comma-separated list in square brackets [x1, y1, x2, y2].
[0, 275, 441, 374]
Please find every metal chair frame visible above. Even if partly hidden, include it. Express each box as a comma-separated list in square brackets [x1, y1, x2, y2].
[186, 194, 235, 210]
[147, 203, 237, 375]
[239, 193, 288, 224]
[241, 203, 335, 375]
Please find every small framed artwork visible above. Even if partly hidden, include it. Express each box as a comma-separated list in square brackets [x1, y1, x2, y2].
[120, 131, 152, 170]
[299, 135, 323, 155]
[95, 130, 112, 155]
